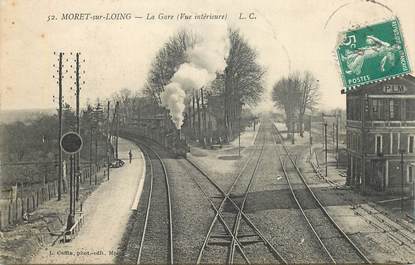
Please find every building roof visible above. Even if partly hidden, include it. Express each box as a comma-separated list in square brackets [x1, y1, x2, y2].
[346, 74, 415, 95]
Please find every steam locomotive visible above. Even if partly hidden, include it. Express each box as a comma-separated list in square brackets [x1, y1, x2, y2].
[167, 129, 190, 158]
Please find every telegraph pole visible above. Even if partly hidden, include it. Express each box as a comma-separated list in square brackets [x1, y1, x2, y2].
[57, 52, 63, 201]
[291, 120, 295, 144]
[324, 122, 328, 177]
[95, 125, 98, 186]
[336, 113, 339, 168]
[75, 52, 80, 201]
[309, 115, 312, 157]
[188, 103, 192, 131]
[106, 101, 110, 181]
[238, 90, 242, 157]
[201, 87, 207, 144]
[115, 101, 119, 160]
[192, 93, 196, 138]
[68, 155, 73, 223]
[196, 91, 201, 143]
[61, 132, 82, 230]
[89, 125, 93, 186]
[361, 94, 368, 194]
[399, 149, 405, 212]
[321, 113, 325, 148]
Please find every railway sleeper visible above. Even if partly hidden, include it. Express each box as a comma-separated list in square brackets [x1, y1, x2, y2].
[210, 195, 225, 199]
[208, 240, 232, 245]
[211, 233, 231, 238]
[354, 211, 387, 232]
[357, 207, 415, 245]
[361, 207, 415, 238]
[388, 234, 405, 246]
[237, 234, 258, 238]
[318, 235, 344, 240]
[229, 194, 245, 198]
[239, 239, 264, 245]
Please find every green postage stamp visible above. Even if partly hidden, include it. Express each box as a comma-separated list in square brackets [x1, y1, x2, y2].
[337, 18, 411, 91]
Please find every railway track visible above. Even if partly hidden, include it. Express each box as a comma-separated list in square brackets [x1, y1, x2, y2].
[184, 124, 287, 264]
[133, 142, 174, 264]
[309, 145, 415, 253]
[272, 124, 371, 264]
[346, 200, 415, 253]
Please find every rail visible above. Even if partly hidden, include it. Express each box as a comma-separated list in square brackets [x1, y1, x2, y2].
[119, 136, 174, 265]
[278, 154, 335, 263]
[272, 123, 371, 264]
[187, 125, 287, 264]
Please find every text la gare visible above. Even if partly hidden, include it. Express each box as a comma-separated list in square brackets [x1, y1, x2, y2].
[147, 13, 175, 20]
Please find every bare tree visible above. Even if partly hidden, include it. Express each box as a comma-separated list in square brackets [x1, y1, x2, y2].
[112, 88, 132, 124]
[298, 71, 320, 136]
[272, 74, 301, 134]
[272, 71, 319, 136]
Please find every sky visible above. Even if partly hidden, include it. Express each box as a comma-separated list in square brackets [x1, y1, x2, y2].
[1, 0, 414, 112]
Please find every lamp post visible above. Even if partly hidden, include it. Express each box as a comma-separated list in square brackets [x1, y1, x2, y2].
[309, 115, 312, 157]
[411, 163, 415, 218]
[399, 149, 406, 213]
[94, 103, 104, 185]
[324, 121, 328, 177]
[89, 124, 93, 186]
[238, 114, 241, 157]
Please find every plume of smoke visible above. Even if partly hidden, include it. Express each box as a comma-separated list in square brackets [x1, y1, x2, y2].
[160, 83, 186, 128]
[161, 26, 229, 129]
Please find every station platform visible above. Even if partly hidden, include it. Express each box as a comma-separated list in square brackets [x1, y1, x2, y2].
[31, 138, 145, 264]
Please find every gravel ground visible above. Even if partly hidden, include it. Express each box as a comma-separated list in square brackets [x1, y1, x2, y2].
[168, 157, 216, 264]
[189, 121, 334, 263]
[178, 158, 230, 264]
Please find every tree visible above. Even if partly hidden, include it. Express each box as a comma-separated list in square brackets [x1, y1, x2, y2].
[214, 29, 265, 141]
[272, 75, 301, 134]
[145, 30, 199, 103]
[112, 88, 133, 125]
[272, 71, 319, 137]
[297, 71, 320, 136]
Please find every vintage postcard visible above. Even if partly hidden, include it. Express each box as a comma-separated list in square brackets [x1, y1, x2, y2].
[1, 0, 415, 264]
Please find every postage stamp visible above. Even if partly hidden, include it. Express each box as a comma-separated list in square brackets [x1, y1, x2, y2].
[337, 18, 411, 91]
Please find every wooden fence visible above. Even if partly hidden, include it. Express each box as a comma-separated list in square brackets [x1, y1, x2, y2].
[0, 162, 105, 229]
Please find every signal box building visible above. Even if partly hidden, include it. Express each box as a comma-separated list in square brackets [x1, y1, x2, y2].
[346, 75, 415, 194]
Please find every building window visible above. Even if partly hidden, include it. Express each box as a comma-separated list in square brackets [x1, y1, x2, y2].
[371, 99, 380, 120]
[375, 134, 382, 154]
[408, 165, 414, 183]
[388, 99, 401, 120]
[409, 135, 414, 154]
[389, 100, 394, 119]
[372, 99, 379, 112]
[407, 99, 415, 120]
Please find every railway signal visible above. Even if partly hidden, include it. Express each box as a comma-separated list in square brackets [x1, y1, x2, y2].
[60, 131, 83, 230]
[61, 132, 83, 155]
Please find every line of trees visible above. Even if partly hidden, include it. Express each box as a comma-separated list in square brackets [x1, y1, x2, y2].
[272, 71, 320, 137]
[0, 103, 109, 187]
